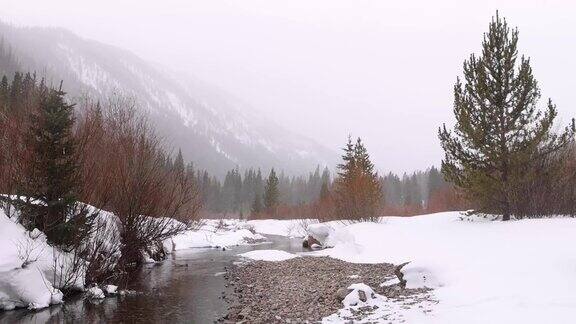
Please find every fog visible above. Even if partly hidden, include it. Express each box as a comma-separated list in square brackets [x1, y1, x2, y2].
[2, 0, 575, 174]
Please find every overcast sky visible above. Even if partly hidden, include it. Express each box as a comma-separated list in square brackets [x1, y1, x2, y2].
[2, 0, 575, 174]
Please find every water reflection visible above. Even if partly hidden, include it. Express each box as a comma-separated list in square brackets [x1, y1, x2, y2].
[0, 235, 304, 324]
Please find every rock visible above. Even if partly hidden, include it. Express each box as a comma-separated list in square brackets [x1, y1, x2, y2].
[86, 287, 105, 299]
[238, 306, 251, 319]
[302, 235, 321, 249]
[358, 290, 367, 302]
[336, 287, 352, 301]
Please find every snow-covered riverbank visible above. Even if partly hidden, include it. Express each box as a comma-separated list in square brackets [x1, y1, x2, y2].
[0, 213, 268, 311]
[246, 213, 576, 323]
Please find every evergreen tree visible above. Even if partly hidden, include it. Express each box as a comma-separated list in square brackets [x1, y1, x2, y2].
[263, 168, 279, 212]
[353, 138, 382, 220]
[334, 137, 381, 221]
[18, 84, 91, 246]
[438, 12, 574, 220]
[334, 136, 356, 219]
[173, 148, 185, 173]
[319, 181, 330, 203]
[251, 194, 263, 215]
[0, 75, 8, 106]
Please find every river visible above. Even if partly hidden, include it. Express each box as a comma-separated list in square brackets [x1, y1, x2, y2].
[0, 235, 304, 324]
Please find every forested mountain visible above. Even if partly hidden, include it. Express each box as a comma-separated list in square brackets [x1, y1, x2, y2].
[0, 22, 337, 177]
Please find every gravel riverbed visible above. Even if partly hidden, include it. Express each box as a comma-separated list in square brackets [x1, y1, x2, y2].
[221, 256, 431, 323]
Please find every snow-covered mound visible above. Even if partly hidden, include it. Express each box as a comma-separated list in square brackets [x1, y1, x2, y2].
[0, 209, 82, 310]
[305, 223, 334, 246]
[238, 250, 299, 261]
[314, 212, 576, 323]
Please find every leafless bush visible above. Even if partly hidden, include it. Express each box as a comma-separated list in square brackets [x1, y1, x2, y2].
[508, 142, 576, 218]
[15, 236, 45, 268]
[80, 212, 122, 285]
[50, 248, 86, 291]
[295, 218, 318, 236]
[76, 97, 202, 271]
[215, 218, 227, 232]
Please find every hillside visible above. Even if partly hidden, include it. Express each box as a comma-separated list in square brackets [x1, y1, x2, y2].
[0, 22, 337, 177]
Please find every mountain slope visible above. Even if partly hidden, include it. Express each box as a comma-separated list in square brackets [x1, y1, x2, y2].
[0, 22, 337, 177]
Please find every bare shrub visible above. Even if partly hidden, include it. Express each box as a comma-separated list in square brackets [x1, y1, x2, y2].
[76, 97, 202, 272]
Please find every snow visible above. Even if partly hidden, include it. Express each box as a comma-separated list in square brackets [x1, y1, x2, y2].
[0, 208, 76, 310]
[85, 287, 105, 299]
[314, 212, 576, 323]
[170, 220, 267, 250]
[238, 250, 299, 261]
[306, 223, 334, 246]
[324, 282, 435, 323]
[103, 285, 118, 295]
[342, 283, 382, 307]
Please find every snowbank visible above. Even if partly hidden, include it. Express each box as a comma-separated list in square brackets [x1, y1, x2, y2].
[316, 212, 576, 323]
[170, 220, 266, 250]
[0, 209, 79, 310]
[238, 250, 299, 261]
[306, 223, 334, 246]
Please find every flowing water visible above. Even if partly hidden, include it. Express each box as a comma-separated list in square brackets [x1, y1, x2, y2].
[0, 235, 305, 324]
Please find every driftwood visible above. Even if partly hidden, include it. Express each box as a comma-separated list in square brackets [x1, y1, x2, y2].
[394, 261, 410, 289]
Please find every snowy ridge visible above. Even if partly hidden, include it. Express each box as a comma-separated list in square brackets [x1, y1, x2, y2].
[0, 22, 337, 176]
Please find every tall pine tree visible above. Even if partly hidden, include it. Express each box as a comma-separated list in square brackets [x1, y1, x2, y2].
[438, 12, 574, 220]
[263, 168, 279, 213]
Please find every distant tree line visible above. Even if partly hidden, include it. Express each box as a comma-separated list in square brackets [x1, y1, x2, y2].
[189, 165, 330, 217]
[192, 144, 462, 220]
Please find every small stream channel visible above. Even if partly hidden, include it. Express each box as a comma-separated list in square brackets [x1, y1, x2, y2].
[0, 234, 305, 324]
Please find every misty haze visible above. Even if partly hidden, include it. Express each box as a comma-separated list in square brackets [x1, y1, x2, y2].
[0, 1, 576, 323]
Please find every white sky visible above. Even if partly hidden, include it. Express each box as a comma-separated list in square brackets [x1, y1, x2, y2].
[2, 0, 575, 174]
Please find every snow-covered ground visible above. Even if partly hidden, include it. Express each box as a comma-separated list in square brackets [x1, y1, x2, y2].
[289, 212, 576, 323]
[170, 219, 267, 250]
